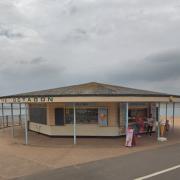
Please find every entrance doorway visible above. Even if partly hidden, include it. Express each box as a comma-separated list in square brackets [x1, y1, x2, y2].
[55, 108, 64, 125]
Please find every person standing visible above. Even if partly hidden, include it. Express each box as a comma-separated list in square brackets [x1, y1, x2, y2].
[146, 114, 154, 136]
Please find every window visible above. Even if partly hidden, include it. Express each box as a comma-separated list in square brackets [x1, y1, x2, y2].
[29, 104, 47, 124]
[128, 108, 147, 118]
[65, 108, 98, 124]
[128, 108, 147, 123]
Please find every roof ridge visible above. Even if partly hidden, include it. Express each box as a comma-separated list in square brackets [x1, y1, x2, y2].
[98, 82, 169, 95]
[0, 81, 172, 98]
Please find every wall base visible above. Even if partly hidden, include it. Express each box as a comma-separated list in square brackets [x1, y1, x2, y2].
[29, 122, 121, 136]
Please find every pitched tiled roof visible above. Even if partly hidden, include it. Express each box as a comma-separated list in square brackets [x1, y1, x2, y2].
[2, 82, 172, 98]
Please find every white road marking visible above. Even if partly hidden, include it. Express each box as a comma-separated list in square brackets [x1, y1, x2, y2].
[134, 165, 180, 180]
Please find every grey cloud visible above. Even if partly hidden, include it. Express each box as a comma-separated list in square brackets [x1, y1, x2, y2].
[107, 50, 180, 83]
[0, 0, 180, 95]
[1, 62, 64, 80]
[146, 51, 180, 63]
[62, 28, 89, 43]
[16, 57, 46, 65]
[0, 58, 66, 95]
[0, 25, 24, 39]
[30, 57, 46, 64]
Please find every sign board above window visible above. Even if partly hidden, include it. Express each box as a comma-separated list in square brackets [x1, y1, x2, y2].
[0, 97, 54, 104]
[65, 102, 97, 107]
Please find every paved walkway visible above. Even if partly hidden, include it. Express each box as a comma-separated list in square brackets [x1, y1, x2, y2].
[0, 120, 179, 179]
[14, 143, 180, 180]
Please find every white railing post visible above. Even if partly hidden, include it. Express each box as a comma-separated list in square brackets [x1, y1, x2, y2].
[11, 103, 14, 137]
[125, 102, 129, 135]
[172, 102, 175, 131]
[157, 103, 160, 140]
[2, 103, 4, 128]
[25, 104, 28, 145]
[73, 103, 76, 145]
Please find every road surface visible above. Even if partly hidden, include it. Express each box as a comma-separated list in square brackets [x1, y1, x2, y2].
[14, 143, 180, 180]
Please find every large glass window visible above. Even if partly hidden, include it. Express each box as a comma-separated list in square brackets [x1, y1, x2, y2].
[128, 108, 147, 123]
[65, 108, 98, 124]
[129, 108, 147, 118]
[29, 104, 47, 125]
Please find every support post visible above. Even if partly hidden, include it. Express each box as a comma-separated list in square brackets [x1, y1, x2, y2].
[125, 102, 129, 135]
[157, 103, 160, 140]
[24, 104, 28, 145]
[6, 116, 8, 127]
[172, 102, 175, 131]
[11, 103, 14, 137]
[166, 103, 168, 121]
[19, 103, 22, 126]
[2, 103, 4, 128]
[73, 103, 76, 145]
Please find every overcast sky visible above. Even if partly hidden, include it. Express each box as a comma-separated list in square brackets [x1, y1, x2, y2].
[0, 0, 180, 96]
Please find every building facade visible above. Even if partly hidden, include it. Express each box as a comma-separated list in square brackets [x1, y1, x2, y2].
[28, 102, 157, 136]
[0, 82, 180, 139]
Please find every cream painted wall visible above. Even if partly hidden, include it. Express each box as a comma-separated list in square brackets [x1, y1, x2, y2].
[107, 102, 119, 127]
[46, 102, 119, 127]
[28, 102, 155, 136]
[47, 103, 65, 125]
[29, 122, 120, 136]
[29, 102, 120, 136]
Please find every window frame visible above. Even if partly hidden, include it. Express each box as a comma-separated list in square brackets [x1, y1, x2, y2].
[65, 107, 99, 125]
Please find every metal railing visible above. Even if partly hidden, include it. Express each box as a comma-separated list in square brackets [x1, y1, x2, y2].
[0, 114, 25, 129]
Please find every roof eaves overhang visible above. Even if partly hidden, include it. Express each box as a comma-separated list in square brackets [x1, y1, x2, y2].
[0, 95, 174, 104]
[0, 93, 172, 98]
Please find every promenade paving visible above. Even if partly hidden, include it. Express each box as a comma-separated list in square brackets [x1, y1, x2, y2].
[14, 143, 180, 180]
[0, 119, 179, 179]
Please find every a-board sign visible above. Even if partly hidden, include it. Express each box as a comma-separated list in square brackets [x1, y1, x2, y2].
[125, 128, 134, 147]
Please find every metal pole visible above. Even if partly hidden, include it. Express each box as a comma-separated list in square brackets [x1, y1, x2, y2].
[0, 104, 2, 128]
[73, 103, 76, 145]
[6, 116, 8, 127]
[2, 103, 4, 128]
[172, 102, 175, 131]
[19, 103, 22, 126]
[157, 103, 160, 140]
[166, 103, 168, 121]
[24, 104, 28, 145]
[125, 102, 129, 135]
[0, 104, 1, 128]
[11, 103, 14, 137]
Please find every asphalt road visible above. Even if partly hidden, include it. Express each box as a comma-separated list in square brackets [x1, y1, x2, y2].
[14, 143, 180, 180]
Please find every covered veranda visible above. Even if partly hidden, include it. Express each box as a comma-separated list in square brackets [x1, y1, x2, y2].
[0, 98, 179, 146]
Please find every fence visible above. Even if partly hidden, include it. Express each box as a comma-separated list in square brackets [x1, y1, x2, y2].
[0, 114, 26, 129]
[0, 103, 27, 129]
